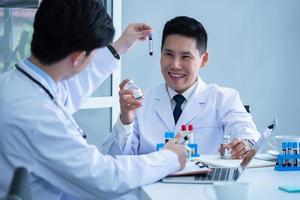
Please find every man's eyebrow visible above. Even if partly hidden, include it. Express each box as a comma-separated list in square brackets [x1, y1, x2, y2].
[181, 51, 193, 55]
[163, 48, 173, 52]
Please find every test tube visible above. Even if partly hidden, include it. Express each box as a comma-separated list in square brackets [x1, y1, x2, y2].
[181, 125, 188, 142]
[148, 33, 153, 56]
[169, 132, 175, 140]
[287, 142, 293, 167]
[299, 142, 300, 167]
[282, 142, 287, 167]
[164, 132, 170, 144]
[188, 125, 194, 144]
[293, 142, 298, 167]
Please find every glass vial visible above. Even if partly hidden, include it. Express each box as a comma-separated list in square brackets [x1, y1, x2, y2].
[220, 135, 231, 159]
[124, 80, 143, 99]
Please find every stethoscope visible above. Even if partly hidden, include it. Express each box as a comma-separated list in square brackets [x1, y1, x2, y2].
[15, 64, 87, 139]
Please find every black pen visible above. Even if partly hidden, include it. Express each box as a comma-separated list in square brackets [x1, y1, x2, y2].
[195, 161, 209, 168]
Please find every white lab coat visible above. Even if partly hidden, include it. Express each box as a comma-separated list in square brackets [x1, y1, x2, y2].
[0, 48, 180, 200]
[102, 78, 260, 156]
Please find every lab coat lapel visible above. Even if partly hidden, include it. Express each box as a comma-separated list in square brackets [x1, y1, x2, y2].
[176, 79, 207, 127]
[154, 85, 175, 131]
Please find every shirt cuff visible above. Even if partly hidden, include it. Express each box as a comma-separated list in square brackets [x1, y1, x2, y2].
[114, 116, 134, 141]
[244, 139, 255, 148]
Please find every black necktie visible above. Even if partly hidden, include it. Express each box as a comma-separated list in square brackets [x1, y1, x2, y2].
[173, 94, 185, 124]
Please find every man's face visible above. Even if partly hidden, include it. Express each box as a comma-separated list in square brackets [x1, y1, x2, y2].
[160, 34, 207, 93]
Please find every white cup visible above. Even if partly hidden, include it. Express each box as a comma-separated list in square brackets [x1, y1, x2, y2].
[268, 135, 300, 152]
[204, 182, 250, 200]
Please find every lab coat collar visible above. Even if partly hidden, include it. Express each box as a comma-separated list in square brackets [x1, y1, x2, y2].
[23, 59, 58, 96]
[153, 76, 208, 130]
[16, 60, 58, 100]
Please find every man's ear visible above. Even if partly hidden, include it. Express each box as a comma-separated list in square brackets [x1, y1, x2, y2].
[71, 51, 86, 67]
[199, 52, 208, 69]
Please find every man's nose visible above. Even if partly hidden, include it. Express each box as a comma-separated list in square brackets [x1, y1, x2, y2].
[170, 57, 181, 69]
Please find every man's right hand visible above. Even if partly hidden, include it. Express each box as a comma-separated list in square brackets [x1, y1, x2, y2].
[119, 79, 143, 124]
[164, 138, 187, 170]
[112, 23, 152, 55]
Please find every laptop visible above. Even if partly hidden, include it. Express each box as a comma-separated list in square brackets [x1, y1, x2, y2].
[162, 117, 277, 184]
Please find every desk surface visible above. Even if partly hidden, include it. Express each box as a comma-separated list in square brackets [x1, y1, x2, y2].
[141, 167, 300, 200]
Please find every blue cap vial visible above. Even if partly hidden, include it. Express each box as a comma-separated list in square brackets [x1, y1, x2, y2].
[282, 142, 287, 149]
[169, 132, 175, 139]
[292, 142, 298, 148]
[287, 142, 293, 148]
[164, 132, 170, 138]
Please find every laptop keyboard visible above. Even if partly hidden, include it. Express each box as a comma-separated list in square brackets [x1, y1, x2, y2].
[195, 168, 235, 181]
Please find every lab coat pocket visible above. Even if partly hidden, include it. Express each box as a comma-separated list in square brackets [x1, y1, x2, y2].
[192, 122, 221, 141]
[192, 123, 222, 154]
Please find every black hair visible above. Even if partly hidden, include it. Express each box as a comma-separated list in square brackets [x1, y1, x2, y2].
[31, 0, 115, 65]
[161, 16, 207, 54]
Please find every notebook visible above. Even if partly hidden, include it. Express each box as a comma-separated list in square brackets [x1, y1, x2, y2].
[168, 161, 211, 176]
[191, 154, 275, 168]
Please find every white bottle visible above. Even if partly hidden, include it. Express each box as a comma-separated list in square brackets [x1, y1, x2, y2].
[220, 135, 231, 159]
[124, 80, 143, 99]
[188, 124, 194, 144]
[184, 141, 192, 160]
[179, 125, 192, 160]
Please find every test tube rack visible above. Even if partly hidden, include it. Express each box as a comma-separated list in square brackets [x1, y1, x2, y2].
[274, 154, 300, 171]
[156, 131, 199, 157]
[156, 143, 199, 157]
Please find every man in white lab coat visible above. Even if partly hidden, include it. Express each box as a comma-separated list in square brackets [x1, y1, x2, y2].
[102, 16, 260, 159]
[0, 1, 187, 199]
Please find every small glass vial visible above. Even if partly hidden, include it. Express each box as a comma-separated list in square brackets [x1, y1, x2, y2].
[124, 80, 143, 99]
[220, 135, 231, 159]
[188, 124, 194, 144]
[184, 140, 192, 160]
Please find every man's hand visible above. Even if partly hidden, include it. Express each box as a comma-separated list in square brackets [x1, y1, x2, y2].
[112, 23, 152, 55]
[230, 138, 251, 159]
[119, 79, 143, 124]
[164, 138, 187, 170]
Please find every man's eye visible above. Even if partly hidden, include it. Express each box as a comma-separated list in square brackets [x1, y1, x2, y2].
[182, 55, 191, 59]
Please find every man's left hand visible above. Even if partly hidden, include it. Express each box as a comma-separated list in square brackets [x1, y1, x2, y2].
[230, 138, 251, 159]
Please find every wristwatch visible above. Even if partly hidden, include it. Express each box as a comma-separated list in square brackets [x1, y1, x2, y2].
[107, 44, 120, 60]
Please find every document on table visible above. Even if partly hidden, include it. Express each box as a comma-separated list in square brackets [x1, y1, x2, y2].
[191, 154, 276, 168]
[168, 161, 211, 176]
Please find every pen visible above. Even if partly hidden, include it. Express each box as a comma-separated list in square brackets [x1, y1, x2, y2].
[195, 161, 209, 168]
[148, 33, 153, 56]
[180, 132, 191, 144]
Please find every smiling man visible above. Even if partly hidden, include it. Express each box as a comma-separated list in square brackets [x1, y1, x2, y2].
[102, 16, 260, 159]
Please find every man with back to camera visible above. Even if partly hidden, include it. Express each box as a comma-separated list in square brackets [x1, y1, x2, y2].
[0, 1, 187, 199]
[102, 16, 261, 159]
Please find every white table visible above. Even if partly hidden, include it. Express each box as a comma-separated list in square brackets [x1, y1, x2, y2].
[140, 167, 300, 200]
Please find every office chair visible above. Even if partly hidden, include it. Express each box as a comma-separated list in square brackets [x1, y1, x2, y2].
[6, 167, 32, 200]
